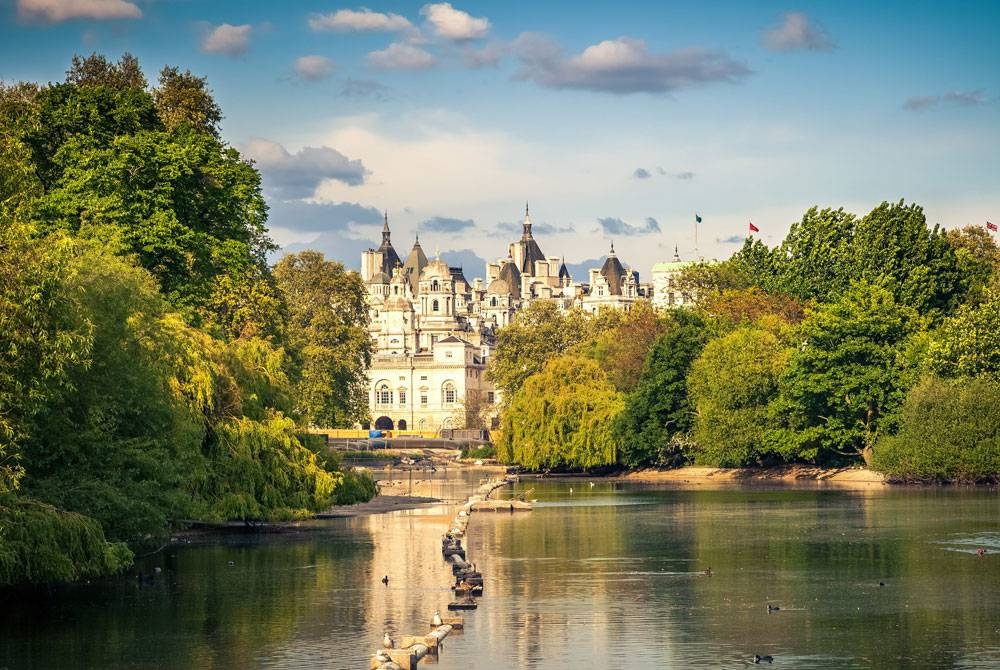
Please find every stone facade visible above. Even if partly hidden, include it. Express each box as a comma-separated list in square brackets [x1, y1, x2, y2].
[360, 206, 651, 432]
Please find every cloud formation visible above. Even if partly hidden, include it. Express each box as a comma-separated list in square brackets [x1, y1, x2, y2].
[294, 55, 334, 81]
[903, 90, 986, 110]
[597, 216, 661, 235]
[201, 24, 252, 56]
[368, 42, 437, 70]
[762, 12, 834, 52]
[633, 168, 651, 179]
[717, 235, 745, 244]
[421, 216, 476, 233]
[269, 199, 383, 234]
[17, 0, 141, 22]
[245, 138, 368, 199]
[674, 171, 695, 180]
[462, 41, 508, 68]
[308, 8, 411, 32]
[492, 220, 575, 237]
[421, 3, 489, 41]
[514, 34, 751, 94]
[339, 78, 392, 100]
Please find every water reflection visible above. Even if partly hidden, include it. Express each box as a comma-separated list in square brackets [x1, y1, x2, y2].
[3, 476, 1000, 669]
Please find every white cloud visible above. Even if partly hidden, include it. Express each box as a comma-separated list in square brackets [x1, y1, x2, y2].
[514, 34, 751, 94]
[308, 8, 412, 32]
[201, 23, 252, 56]
[903, 90, 986, 111]
[17, 0, 141, 23]
[420, 2, 489, 41]
[294, 55, 335, 81]
[367, 43, 436, 70]
[762, 12, 834, 52]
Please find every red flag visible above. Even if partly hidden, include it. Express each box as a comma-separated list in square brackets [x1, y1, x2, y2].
[988, 221, 998, 232]
[749, 221, 760, 233]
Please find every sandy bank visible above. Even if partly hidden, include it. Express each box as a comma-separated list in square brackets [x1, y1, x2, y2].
[614, 465, 886, 488]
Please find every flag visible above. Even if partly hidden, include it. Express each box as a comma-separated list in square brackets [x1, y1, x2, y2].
[695, 213, 702, 223]
[988, 221, 998, 232]
[749, 221, 760, 233]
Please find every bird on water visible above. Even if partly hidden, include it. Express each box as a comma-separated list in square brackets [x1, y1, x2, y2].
[754, 654, 774, 664]
[767, 605, 780, 613]
[382, 575, 389, 585]
[977, 547, 987, 558]
[383, 632, 394, 649]
[432, 611, 443, 627]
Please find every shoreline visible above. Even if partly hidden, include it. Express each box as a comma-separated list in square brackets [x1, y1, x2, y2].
[612, 465, 888, 488]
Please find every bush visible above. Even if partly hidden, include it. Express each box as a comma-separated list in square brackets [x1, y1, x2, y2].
[460, 444, 496, 460]
[873, 376, 1000, 482]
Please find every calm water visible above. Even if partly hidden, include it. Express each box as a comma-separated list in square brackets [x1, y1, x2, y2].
[4, 473, 1000, 669]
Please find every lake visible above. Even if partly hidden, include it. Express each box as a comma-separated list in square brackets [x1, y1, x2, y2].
[3, 472, 999, 669]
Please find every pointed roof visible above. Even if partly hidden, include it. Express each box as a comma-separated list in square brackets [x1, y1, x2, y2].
[517, 203, 546, 276]
[558, 255, 571, 280]
[498, 259, 522, 299]
[402, 234, 428, 295]
[377, 211, 402, 275]
[600, 242, 626, 295]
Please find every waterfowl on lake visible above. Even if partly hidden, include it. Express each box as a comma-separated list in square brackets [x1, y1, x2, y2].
[977, 547, 987, 558]
[767, 605, 780, 613]
[382, 575, 389, 585]
[227, 560, 235, 567]
[754, 654, 774, 664]
[703, 567, 713, 576]
[383, 632, 394, 649]
[431, 611, 443, 627]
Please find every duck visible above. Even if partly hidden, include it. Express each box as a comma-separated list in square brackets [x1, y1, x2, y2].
[431, 611, 443, 627]
[375, 649, 391, 663]
[383, 632, 394, 649]
[754, 654, 774, 664]
[381, 575, 389, 585]
[227, 560, 235, 567]
[703, 567, 713, 577]
[977, 547, 987, 558]
[767, 605, 780, 613]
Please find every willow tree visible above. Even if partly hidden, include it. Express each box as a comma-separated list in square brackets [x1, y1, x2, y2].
[496, 356, 623, 470]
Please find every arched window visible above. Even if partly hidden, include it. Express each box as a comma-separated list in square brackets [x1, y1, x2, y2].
[431, 280, 440, 292]
[377, 383, 392, 405]
[490, 297, 497, 307]
[432, 299, 440, 312]
[394, 286, 399, 295]
[442, 381, 457, 405]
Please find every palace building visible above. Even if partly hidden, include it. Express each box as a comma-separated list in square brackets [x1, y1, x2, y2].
[359, 206, 651, 433]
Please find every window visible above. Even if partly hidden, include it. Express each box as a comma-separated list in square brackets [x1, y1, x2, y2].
[446, 351, 453, 358]
[487, 391, 495, 404]
[420, 394, 428, 407]
[432, 299, 440, 312]
[398, 389, 407, 406]
[377, 384, 392, 405]
[431, 280, 440, 292]
[420, 375, 428, 381]
[490, 297, 497, 307]
[442, 382, 456, 405]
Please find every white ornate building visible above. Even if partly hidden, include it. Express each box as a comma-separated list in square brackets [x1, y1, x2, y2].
[359, 207, 651, 432]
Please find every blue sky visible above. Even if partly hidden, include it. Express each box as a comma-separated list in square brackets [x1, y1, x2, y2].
[2, 0, 998, 279]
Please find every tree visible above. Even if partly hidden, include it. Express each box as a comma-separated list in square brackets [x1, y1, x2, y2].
[274, 251, 372, 428]
[581, 301, 667, 392]
[154, 66, 223, 138]
[925, 290, 1000, 380]
[687, 326, 790, 466]
[615, 310, 708, 467]
[873, 376, 1000, 482]
[496, 356, 623, 470]
[946, 225, 1000, 306]
[779, 282, 919, 464]
[489, 301, 603, 404]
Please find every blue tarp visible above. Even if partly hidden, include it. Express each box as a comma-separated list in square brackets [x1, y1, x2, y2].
[368, 429, 384, 439]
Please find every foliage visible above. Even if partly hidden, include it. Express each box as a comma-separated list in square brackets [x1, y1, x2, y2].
[779, 282, 919, 463]
[581, 301, 667, 392]
[925, 290, 1000, 381]
[460, 444, 497, 460]
[0, 499, 132, 586]
[614, 310, 708, 467]
[945, 226, 999, 306]
[198, 415, 340, 522]
[873, 376, 1000, 482]
[489, 301, 611, 404]
[274, 251, 372, 427]
[703, 287, 806, 329]
[334, 468, 378, 505]
[496, 356, 623, 470]
[730, 202, 965, 318]
[153, 66, 223, 138]
[688, 326, 790, 466]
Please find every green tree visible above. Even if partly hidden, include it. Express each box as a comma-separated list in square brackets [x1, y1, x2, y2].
[489, 301, 603, 404]
[873, 376, 1000, 482]
[153, 66, 223, 138]
[615, 310, 708, 467]
[779, 282, 919, 463]
[496, 356, 623, 470]
[925, 289, 1000, 380]
[687, 326, 790, 466]
[274, 251, 372, 428]
[945, 225, 999, 306]
[581, 301, 667, 392]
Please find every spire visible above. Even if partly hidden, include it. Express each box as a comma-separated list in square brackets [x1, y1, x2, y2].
[381, 211, 391, 245]
[521, 202, 533, 240]
[525, 201, 529, 217]
[609, 241, 616, 255]
[673, 244, 680, 262]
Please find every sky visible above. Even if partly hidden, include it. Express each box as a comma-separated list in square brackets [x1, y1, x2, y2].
[2, 0, 999, 280]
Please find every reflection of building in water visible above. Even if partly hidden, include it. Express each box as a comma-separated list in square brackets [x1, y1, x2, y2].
[360, 206, 656, 431]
